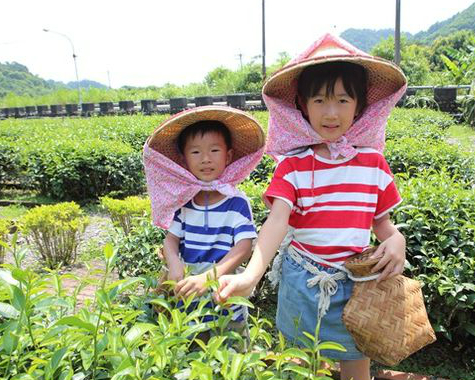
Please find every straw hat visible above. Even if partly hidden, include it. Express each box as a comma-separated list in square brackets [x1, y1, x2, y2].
[146, 105, 265, 166]
[263, 34, 406, 106]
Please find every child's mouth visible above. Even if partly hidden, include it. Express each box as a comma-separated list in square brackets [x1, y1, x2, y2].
[323, 125, 339, 129]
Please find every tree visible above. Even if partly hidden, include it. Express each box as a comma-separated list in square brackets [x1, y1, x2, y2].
[430, 30, 475, 70]
[371, 36, 432, 85]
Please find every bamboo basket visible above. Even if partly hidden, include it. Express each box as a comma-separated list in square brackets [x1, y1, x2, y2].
[342, 247, 436, 366]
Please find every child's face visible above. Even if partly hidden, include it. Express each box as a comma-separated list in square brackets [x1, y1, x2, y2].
[183, 131, 233, 182]
[304, 78, 358, 142]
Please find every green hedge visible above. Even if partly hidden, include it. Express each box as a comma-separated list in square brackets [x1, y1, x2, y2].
[19, 139, 145, 200]
[394, 170, 475, 343]
[385, 137, 475, 186]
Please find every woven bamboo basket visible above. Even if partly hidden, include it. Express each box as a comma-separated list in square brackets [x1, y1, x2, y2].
[342, 247, 436, 366]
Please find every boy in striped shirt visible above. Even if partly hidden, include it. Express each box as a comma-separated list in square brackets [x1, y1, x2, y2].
[143, 106, 265, 347]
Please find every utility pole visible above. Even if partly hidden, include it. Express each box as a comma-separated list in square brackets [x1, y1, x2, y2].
[236, 53, 243, 69]
[394, 0, 401, 65]
[261, 0, 266, 80]
[43, 28, 82, 104]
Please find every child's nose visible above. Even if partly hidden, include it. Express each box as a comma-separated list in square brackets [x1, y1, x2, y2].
[324, 103, 338, 118]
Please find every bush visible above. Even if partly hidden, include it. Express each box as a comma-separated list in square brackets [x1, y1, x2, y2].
[101, 196, 151, 234]
[386, 108, 454, 142]
[394, 171, 475, 343]
[113, 218, 165, 278]
[19, 202, 89, 268]
[239, 180, 269, 229]
[21, 139, 145, 200]
[460, 94, 475, 127]
[249, 154, 275, 184]
[0, 241, 338, 379]
[0, 218, 10, 263]
[385, 137, 475, 186]
[403, 95, 439, 110]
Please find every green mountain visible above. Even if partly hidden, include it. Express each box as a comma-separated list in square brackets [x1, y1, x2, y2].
[340, 29, 412, 52]
[0, 61, 106, 98]
[414, 2, 475, 42]
[341, 1, 475, 51]
[0, 62, 59, 98]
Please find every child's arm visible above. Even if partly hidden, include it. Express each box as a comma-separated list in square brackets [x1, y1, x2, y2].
[215, 198, 292, 302]
[175, 238, 252, 298]
[162, 232, 185, 282]
[370, 214, 406, 282]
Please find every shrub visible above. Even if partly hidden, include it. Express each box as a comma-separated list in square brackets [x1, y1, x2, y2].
[113, 218, 165, 278]
[249, 154, 275, 184]
[460, 94, 475, 127]
[239, 180, 269, 229]
[19, 202, 89, 268]
[0, 241, 338, 379]
[21, 139, 145, 200]
[394, 171, 475, 343]
[0, 218, 10, 263]
[385, 137, 475, 186]
[100, 196, 151, 234]
[386, 108, 454, 142]
[403, 95, 439, 110]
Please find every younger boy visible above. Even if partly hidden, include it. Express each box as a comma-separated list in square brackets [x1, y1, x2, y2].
[143, 106, 265, 341]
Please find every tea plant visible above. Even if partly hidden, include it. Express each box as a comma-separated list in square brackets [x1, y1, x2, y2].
[0, 238, 339, 379]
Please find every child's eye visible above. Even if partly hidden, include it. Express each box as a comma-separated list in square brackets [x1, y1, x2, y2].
[314, 98, 324, 104]
[191, 151, 200, 154]
[211, 149, 221, 153]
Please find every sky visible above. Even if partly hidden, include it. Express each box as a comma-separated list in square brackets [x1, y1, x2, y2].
[1, 0, 474, 89]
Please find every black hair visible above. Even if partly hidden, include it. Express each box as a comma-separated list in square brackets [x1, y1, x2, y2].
[297, 61, 368, 114]
[177, 120, 232, 154]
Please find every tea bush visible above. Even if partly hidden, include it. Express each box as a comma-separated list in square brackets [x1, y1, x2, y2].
[0, 242, 339, 379]
[0, 218, 10, 263]
[19, 202, 89, 268]
[394, 170, 475, 343]
[386, 108, 454, 141]
[385, 137, 475, 185]
[113, 218, 165, 278]
[21, 139, 145, 200]
[101, 196, 151, 234]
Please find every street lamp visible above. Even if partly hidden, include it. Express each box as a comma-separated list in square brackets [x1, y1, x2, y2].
[43, 28, 82, 105]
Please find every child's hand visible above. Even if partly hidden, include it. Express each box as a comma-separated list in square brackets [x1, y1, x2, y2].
[370, 231, 406, 282]
[214, 273, 255, 303]
[175, 273, 208, 298]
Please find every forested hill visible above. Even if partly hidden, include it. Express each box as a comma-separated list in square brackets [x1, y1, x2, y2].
[341, 1, 475, 51]
[414, 2, 475, 42]
[0, 62, 106, 98]
[0, 62, 59, 98]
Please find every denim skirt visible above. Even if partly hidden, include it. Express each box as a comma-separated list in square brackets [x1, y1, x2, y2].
[276, 253, 365, 360]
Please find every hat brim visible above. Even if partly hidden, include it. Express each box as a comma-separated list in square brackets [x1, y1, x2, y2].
[263, 55, 406, 106]
[146, 106, 265, 167]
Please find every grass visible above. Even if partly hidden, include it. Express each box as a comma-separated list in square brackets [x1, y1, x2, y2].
[373, 338, 475, 380]
[0, 204, 28, 220]
[446, 123, 475, 152]
[0, 188, 57, 204]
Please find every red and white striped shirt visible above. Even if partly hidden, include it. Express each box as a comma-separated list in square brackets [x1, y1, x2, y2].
[264, 147, 401, 264]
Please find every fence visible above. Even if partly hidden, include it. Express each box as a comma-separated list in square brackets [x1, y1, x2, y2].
[0, 86, 471, 119]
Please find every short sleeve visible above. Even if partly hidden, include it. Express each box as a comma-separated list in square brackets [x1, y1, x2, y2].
[263, 158, 297, 209]
[167, 209, 184, 238]
[232, 196, 257, 244]
[374, 159, 402, 219]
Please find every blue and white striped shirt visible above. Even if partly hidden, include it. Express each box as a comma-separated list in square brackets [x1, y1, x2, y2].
[168, 194, 257, 322]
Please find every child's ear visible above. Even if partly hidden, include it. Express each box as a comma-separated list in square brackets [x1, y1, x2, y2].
[226, 149, 234, 166]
